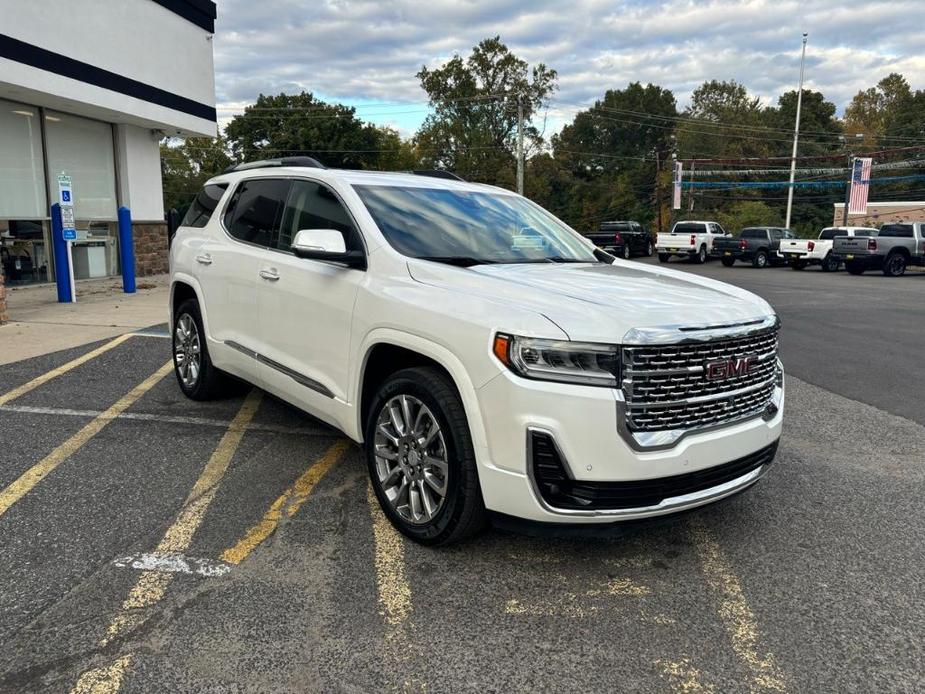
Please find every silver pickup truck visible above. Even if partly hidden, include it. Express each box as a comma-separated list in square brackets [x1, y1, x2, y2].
[835, 222, 925, 277]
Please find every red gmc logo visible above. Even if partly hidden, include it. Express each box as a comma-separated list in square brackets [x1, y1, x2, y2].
[705, 356, 760, 381]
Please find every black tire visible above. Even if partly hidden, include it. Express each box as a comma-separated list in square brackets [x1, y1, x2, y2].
[172, 298, 235, 400]
[752, 250, 769, 268]
[646, 241, 654, 257]
[790, 260, 806, 271]
[365, 367, 487, 546]
[621, 244, 631, 260]
[721, 257, 736, 267]
[845, 261, 865, 275]
[694, 245, 707, 264]
[658, 253, 670, 263]
[821, 253, 840, 273]
[882, 252, 907, 277]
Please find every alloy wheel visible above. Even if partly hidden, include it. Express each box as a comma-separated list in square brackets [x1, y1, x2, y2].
[622, 245, 631, 260]
[373, 394, 449, 524]
[174, 313, 202, 388]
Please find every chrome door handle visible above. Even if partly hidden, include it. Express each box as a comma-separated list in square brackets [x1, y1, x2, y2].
[196, 253, 212, 265]
[259, 269, 280, 281]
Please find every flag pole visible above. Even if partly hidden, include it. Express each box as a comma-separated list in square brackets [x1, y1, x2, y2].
[785, 33, 808, 230]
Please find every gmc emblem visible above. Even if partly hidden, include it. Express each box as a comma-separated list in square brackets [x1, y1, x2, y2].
[705, 356, 760, 381]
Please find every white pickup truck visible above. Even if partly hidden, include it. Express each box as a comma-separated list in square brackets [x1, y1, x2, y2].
[657, 221, 728, 264]
[780, 226, 878, 272]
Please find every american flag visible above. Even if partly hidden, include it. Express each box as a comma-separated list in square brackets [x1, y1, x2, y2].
[848, 157, 872, 214]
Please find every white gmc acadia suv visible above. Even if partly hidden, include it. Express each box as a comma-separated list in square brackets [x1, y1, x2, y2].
[169, 158, 784, 546]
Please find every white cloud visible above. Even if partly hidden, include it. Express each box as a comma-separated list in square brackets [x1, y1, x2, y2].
[211, 0, 925, 135]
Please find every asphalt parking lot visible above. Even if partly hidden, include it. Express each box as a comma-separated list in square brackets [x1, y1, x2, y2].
[0, 262, 922, 693]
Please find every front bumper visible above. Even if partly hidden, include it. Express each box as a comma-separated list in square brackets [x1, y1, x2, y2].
[474, 367, 784, 524]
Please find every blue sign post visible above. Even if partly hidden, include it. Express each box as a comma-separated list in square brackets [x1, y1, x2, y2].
[118, 207, 136, 294]
[50, 204, 72, 303]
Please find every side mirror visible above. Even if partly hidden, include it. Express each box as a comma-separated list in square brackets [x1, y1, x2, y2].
[291, 229, 366, 270]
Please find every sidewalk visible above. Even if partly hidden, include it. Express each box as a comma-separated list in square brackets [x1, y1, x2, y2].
[0, 275, 169, 365]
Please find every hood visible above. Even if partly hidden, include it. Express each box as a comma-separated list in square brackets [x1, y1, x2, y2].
[407, 260, 774, 343]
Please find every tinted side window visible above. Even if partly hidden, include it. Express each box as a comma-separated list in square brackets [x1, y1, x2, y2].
[741, 229, 766, 239]
[224, 179, 290, 246]
[181, 183, 227, 228]
[819, 228, 844, 240]
[673, 223, 706, 234]
[278, 180, 359, 252]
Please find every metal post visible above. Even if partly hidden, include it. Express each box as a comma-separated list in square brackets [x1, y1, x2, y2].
[516, 94, 524, 196]
[842, 156, 854, 226]
[785, 33, 808, 230]
[118, 206, 136, 293]
[50, 203, 72, 303]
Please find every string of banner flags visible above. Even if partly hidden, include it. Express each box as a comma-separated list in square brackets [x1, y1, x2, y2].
[670, 157, 924, 214]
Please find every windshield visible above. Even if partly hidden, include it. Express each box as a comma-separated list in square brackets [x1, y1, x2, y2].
[354, 185, 598, 265]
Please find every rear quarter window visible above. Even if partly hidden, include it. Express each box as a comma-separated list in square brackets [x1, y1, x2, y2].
[181, 184, 228, 228]
[878, 224, 914, 238]
[741, 229, 766, 239]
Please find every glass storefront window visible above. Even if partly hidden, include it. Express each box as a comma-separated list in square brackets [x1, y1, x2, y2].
[0, 99, 47, 219]
[0, 220, 52, 285]
[44, 110, 118, 221]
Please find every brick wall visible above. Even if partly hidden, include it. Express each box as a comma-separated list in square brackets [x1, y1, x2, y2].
[132, 221, 169, 277]
[0, 264, 7, 325]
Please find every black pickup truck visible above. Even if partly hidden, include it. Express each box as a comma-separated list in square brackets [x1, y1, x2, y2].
[585, 221, 653, 260]
[711, 227, 794, 268]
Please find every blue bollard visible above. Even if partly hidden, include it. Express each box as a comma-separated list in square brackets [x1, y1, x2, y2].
[50, 203, 72, 303]
[118, 206, 136, 294]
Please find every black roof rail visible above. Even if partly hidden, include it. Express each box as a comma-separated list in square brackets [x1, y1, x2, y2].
[223, 156, 325, 174]
[410, 169, 465, 181]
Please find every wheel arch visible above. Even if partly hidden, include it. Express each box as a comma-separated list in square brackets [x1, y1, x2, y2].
[170, 275, 209, 338]
[354, 331, 488, 452]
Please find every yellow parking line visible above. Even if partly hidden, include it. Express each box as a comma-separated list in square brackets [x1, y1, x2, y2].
[366, 482, 412, 630]
[0, 361, 174, 518]
[0, 333, 134, 407]
[220, 439, 350, 565]
[70, 389, 262, 694]
[690, 520, 788, 693]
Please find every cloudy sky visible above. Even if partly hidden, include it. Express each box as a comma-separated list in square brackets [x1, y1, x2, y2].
[212, 0, 925, 136]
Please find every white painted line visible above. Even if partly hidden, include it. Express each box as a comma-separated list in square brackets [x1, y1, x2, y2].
[0, 404, 332, 437]
[113, 553, 232, 578]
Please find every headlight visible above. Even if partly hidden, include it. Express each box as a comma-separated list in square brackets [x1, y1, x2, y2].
[492, 333, 621, 387]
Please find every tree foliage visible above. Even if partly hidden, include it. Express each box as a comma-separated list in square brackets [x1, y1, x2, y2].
[415, 36, 557, 184]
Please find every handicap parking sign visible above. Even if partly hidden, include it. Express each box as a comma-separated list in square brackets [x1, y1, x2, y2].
[63, 229, 77, 241]
[61, 190, 71, 203]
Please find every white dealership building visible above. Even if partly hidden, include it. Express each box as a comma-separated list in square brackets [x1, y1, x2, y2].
[0, 0, 217, 313]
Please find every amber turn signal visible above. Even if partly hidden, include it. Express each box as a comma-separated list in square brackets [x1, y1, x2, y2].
[492, 334, 511, 365]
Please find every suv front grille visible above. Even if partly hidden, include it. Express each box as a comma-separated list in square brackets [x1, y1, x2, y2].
[622, 327, 779, 433]
[530, 431, 777, 511]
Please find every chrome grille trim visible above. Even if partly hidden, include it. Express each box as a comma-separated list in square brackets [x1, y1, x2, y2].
[618, 317, 781, 448]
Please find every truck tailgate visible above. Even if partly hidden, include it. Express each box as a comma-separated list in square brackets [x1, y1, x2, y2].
[833, 237, 874, 257]
[712, 237, 742, 252]
[656, 233, 695, 250]
[780, 239, 811, 255]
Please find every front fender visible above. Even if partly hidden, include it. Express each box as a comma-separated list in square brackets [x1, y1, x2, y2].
[352, 328, 489, 453]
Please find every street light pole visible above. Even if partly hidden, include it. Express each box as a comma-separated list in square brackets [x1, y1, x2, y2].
[785, 33, 808, 230]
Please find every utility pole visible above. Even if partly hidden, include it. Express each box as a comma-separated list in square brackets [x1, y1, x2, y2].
[654, 148, 663, 233]
[785, 33, 808, 230]
[516, 94, 524, 195]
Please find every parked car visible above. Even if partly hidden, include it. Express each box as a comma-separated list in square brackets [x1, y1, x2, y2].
[836, 222, 925, 277]
[585, 221, 653, 260]
[712, 227, 795, 268]
[656, 221, 728, 264]
[780, 226, 878, 272]
[170, 159, 784, 546]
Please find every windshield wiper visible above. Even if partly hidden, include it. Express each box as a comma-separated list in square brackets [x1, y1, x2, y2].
[415, 256, 495, 267]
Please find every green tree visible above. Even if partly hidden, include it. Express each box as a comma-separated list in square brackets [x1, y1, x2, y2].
[224, 92, 383, 169]
[844, 73, 917, 147]
[676, 80, 768, 160]
[715, 200, 779, 233]
[415, 36, 557, 184]
[160, 136, 232, 215]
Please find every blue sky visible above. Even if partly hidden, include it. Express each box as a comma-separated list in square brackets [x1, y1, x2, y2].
[212, 0, 925, 137]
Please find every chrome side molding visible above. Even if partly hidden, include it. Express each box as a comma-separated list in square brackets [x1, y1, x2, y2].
[223, 340, 334, 399]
